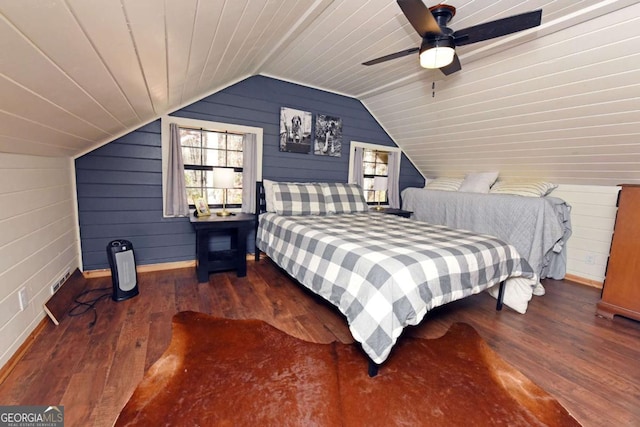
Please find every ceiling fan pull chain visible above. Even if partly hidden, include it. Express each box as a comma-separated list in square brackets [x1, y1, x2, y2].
[432, 82, 435, 98]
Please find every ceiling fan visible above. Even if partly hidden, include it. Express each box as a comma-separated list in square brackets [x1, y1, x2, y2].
[362, 0, 542, 75]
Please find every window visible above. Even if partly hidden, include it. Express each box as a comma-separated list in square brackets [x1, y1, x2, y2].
[161, 116, 263, 217]
[363, 149, 389, 204]
[348, 141, 401, 206]
[180, 128, 243, 208]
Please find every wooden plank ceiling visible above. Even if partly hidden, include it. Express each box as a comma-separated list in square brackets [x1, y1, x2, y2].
[0, 0, 638, 185]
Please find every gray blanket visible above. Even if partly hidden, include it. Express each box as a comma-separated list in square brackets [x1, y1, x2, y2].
[401, 188, 572, 280]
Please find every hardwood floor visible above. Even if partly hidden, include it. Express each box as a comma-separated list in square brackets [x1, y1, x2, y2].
[1, 259, 638, 426]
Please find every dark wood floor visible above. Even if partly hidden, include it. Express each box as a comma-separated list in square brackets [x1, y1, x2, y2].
[0, 259, 638, 426]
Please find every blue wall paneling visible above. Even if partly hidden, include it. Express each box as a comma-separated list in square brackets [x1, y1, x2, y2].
[75, 76, 424, 270]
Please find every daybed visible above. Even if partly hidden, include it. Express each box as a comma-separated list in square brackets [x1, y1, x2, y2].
[401, 186, 572, 313]
[255, 181, 535, 372]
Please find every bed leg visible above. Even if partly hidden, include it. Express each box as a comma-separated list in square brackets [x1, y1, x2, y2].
[496, 280, 506, 311]
[368, 359, 379, 377]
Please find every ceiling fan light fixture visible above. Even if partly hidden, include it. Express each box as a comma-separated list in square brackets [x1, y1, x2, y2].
[363, 2, 542, 76]
[419, 38, 455, 69]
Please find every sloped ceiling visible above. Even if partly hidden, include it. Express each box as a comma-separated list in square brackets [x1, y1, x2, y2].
[1, 0, 638, 185]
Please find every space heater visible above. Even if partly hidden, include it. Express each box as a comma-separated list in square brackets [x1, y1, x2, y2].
[107, 239, 139, 302]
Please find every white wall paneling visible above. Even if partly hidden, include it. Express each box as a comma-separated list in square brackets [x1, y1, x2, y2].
[362, 1, 640, 186]
[0, 153, 79, 369]
[553, 184, 620, 285]
[1, 0, 636, 188]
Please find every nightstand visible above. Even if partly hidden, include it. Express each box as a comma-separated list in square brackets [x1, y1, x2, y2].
[371, 207, 413, 218]
[190, 213, 255, 283]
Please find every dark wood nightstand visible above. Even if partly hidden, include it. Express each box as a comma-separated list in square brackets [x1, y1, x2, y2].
[371, 207, 413, 218]
[190, 213, 255, 283]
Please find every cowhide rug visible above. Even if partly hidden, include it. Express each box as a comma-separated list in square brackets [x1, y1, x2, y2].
[115, 311, 580, 426]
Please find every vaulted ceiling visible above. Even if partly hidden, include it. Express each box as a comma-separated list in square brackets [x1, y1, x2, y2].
[1, 0, 639, 185]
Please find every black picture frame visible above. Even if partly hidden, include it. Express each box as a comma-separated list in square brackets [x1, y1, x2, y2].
[279, 107, 312, 153]
[314, 114, 342, 157]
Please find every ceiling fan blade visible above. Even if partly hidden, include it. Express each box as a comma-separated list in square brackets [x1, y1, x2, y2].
[439, 52, 461, 75]
[397, 0, 442, 36]
[362, 47, 419, 66]
[453, 10, 542, 46]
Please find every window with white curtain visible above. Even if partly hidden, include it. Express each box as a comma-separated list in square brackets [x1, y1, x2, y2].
[161, 116, 263, 217]
[180, 127, 243, 208]
[348, 141, 401, 206]
[362, 148, 389, 203]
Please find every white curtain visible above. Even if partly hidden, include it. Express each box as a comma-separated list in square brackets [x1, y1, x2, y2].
[242, 133, 257, 213]
[353, 146, 364, 187]
[165, 123, 190, 216]
[387, 151, 400, 209]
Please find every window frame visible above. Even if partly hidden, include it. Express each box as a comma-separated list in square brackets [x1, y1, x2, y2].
[348, 141, 401, 206]
[161, 116, 263, 218]
[180, 127, 244, 209]
[362, 148, 389, 204]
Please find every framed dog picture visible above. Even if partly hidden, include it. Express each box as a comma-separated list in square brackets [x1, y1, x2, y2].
[279, 107, 312, 153]
[314, 114, 342, 157]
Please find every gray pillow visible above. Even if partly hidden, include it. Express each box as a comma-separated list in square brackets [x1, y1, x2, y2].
[323, 183, 369, 213]
[272, 183, 326, 215]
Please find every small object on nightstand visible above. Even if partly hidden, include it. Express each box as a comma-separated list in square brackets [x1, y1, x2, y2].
[194, 197, 211, 217]
[372, 207, 413, 218]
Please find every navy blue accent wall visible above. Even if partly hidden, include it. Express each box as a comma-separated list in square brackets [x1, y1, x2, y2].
[76, 75, 424, 270]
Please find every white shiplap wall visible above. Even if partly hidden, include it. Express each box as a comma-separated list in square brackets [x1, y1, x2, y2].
[0, 153, 79, 368]
[361, 1, 640, 187]
[553, 184, 620, 285]
[2, 0, 631, 169]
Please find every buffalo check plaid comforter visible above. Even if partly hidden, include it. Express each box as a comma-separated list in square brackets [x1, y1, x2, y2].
[256, 211, 535, 364]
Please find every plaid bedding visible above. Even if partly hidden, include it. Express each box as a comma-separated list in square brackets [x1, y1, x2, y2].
[272, 182, 326, 215]
[257, 212, 535, 364]
[322, 183, 369, 213]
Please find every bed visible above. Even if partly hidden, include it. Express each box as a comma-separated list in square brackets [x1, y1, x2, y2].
[255, 181, 536, 373]
[401, 187, 572, 313]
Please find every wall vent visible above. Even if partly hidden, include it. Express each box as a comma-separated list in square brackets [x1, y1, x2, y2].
[51, 269, 71, 295]
[51, 281, 61, 294]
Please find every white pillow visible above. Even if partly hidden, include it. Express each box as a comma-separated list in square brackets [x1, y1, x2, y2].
[486, 277, 537, 314]
[458, 172, 499, 193]
[425, 177, 463, 191]
[263, 179, 276, 212]
[490, 181, 558, 197]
